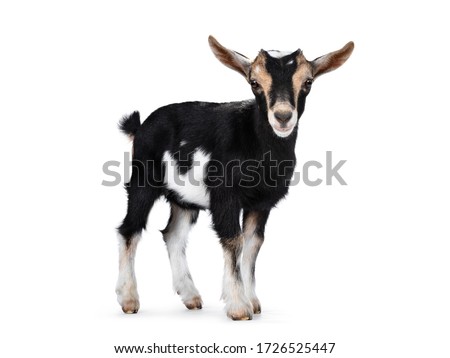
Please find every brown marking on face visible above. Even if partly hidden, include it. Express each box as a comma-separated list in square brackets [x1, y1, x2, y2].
[292, 54, 313, 105]
[250, 52, 313, 114]
[250, 53, 273, 106]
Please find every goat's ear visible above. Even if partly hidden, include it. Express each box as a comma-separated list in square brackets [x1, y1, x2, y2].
[311, 41, 354, 78]
[208, 35, 251, 79]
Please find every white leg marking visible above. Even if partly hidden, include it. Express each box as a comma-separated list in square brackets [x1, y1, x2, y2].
[163, 205, 202, 309]
[115, 234, 140, 314]
[222, 236, 254, 320]
[242, 235, 263, 314]
[242, 212, 263, 313]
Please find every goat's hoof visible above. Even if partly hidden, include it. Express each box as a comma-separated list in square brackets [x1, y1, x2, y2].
[184, 296, 203, 310]
[250, 298, 261, 314]
[228, 312, 253, 321]
[226, 304, 253, 321]
[121, 299, 140, 314]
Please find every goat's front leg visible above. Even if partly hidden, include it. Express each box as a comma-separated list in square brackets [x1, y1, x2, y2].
[211, 196, 253, 320]
[242, 210, 270, 314]
[221, 233, 254, 320]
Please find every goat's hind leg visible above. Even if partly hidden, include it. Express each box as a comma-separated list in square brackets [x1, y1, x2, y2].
[116, 234, 141, 314]
[116, 177, 159, 314]
[162, 203, 202, 310]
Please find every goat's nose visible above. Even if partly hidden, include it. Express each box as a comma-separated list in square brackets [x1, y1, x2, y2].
[274, 111, 293, 123]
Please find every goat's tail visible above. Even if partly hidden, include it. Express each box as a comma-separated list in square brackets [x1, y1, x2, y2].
[119, 111, 141, 139]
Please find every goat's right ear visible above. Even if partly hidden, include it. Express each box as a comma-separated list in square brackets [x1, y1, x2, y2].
[208, 36, 251, 79]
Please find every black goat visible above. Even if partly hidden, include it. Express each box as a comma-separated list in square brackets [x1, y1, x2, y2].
[115, 36, 354, 320]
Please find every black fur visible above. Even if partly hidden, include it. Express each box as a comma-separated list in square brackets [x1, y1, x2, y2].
[117, 97, 303, 242]
[119, 111, 141, 137]
[114, 38, 353, 319]
[116, 43, 318, 245]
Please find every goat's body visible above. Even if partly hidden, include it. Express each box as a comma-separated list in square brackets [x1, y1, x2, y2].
[116, 100, 295, 318]
[115, 36, 353, 320]
[129, 100, 296, 212]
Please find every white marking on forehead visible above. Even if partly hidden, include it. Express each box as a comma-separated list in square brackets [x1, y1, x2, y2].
[163, 149, 211, 208]
[267, 50, 294, 59]
[254, 65, 261, 74]
[180, 140, 187, 147]
[286, 59, 294, 65]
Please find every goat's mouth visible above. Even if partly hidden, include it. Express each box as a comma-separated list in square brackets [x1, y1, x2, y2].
[274, 125, 292, 132]
[272, 124, 295, 137]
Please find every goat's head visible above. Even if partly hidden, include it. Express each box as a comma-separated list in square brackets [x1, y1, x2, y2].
[209, 36, 354, 138]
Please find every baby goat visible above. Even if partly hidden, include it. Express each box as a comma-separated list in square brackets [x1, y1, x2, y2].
[116, 36, 354, 320]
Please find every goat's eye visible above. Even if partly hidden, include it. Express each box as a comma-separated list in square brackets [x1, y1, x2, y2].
[250, 80, 259, 89]
[304, 79, 313, 88]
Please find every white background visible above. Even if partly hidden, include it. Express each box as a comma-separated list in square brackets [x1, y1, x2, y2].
[1, 1, 449, 357]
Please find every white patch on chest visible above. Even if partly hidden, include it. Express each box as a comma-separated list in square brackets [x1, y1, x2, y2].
[163, 149, 211, 208]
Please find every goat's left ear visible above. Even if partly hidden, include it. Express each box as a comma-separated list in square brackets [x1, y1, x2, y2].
[311, 41, 354, 78]
[208, 35, 251, 79]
